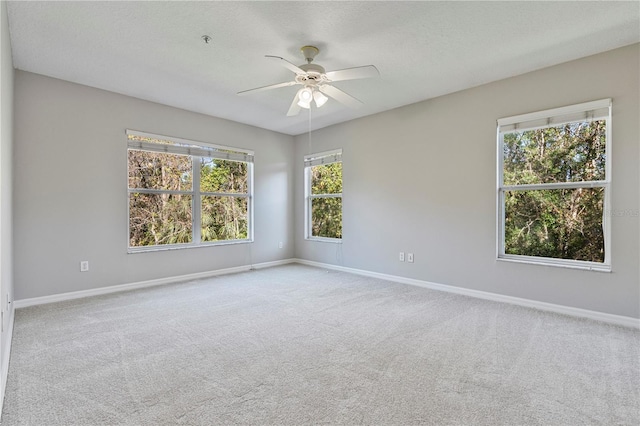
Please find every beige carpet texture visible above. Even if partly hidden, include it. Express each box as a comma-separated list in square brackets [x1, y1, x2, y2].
[2, 265, 639, 425]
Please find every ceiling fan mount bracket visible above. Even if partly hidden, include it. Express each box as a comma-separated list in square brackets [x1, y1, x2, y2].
[300, 45, 320, 63]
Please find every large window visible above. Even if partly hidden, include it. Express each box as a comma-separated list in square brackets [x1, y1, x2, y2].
[127, 130, 253, 251]
[497, 99, 611, 271]
[305, 150, 342, 241]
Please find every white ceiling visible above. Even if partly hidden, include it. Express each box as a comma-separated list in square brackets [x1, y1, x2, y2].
[6, 1, 640, 136]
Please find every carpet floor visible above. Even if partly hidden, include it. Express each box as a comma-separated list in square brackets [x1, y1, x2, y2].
[2, 264, 639, 425]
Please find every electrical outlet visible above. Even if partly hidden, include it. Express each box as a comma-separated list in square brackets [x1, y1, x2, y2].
[408, 253, 414, 263]
[279, 241, 283, 249]
[399, 252, 405, 262]
[80, 261, 89, 272]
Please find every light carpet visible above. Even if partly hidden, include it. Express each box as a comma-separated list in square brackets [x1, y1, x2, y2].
[2, 264, 639, 425]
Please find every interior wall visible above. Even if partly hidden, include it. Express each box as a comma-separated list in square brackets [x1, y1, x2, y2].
[295, 44, 640, 319]
[0, 0, 15, 406]
[13, 71, 295, 300]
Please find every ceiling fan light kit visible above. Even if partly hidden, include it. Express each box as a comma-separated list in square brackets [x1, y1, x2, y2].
[238, 45, 379, 116]
[296, 86, 328, 109]
[297, 87, 314, 108]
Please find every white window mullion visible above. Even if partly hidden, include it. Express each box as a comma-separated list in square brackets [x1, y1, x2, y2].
[496, 130, 504, 259]
[603, 102, 613, 266]
[309, 193, 342, 199]
[200, 192, 249, 198]
[304, 167, 311, 238]
[502, 181, 608, 191]
[128, 188, 193, 196]
[498, 189, 505, 258]
[192, 157, 201, 245]
[307, 197, 312, 239]
[247, 163, 254, 241]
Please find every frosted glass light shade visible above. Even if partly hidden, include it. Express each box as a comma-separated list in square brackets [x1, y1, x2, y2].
[313, 91, 328, 107]
[297, 87, 313, 108]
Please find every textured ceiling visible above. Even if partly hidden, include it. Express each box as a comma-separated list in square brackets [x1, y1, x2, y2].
[6, 1, 640, 136]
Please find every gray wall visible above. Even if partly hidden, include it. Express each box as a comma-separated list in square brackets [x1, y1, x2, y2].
[295, 44, 640, 319]
[1, 0, 15, 398]
[11, 44, 640, 319]
[13, 71, 295, 300]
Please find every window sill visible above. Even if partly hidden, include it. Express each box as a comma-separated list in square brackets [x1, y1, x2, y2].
[128, 239, 253, 254]
[497, 255, 611, 273]
[306, 237, 342, 244]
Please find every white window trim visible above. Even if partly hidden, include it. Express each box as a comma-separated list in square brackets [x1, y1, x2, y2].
[496, 99, 612, 272]
[127, 130, 254, 252]
[304, 149, 343, 242]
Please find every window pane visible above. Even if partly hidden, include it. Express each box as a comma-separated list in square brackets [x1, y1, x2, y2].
[129, 193, 192, 247]
[128, 150, 192, 190]
[200, 158, 248, 194]
[311, 163, 342, 195]
[201, 196, 248, 242]
[503, 120, 606, 185]
[504, 188, 604, 262]
[311, 197, 342, 239]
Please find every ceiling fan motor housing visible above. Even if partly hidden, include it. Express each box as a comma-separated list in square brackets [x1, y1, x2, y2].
[299, 63, 326, 75]
[298, 46, 326, 83]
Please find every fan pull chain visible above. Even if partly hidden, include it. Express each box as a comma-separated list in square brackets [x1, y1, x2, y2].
[308, 104, 312, 153]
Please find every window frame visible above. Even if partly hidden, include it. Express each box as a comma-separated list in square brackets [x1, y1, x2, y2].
[304, 149, 343, 243]
[496, 99, 612, 272]
[127, 130, 254, 253]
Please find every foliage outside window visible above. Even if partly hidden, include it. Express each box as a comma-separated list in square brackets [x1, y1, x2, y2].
[497, 99, 611, 271]
[127, 130, 253, 251]
[305, 150, 342, 240]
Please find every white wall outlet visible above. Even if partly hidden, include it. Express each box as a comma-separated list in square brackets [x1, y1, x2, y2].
[80, 261, 89, 272]
[399, 252, 405, 262]
[278, 241, 283, 249]
[408, 253, 414, 263]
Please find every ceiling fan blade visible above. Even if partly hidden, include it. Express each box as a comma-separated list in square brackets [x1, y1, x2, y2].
[286, 94, 301, 116]
[325, 65, 379, 82]
[318, 85, 363, 109]
[265, 55, 306, 75]
[237, 81, 296, 96]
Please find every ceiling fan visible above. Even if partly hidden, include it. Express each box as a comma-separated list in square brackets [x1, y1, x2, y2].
[237, 45, 379, 116]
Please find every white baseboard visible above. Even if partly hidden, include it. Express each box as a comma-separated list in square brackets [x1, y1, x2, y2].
[1, 301, 15, 422]
[12, 257, 638, 329]
[293, 258, 640, 329]
[13, 259, 295, 309]
[249, 259, 295, 270]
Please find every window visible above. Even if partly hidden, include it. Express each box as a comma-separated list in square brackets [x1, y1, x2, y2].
[127, 130, 253, 251]
[305, 150, 342, 241]
[497, 99, 611, 271]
